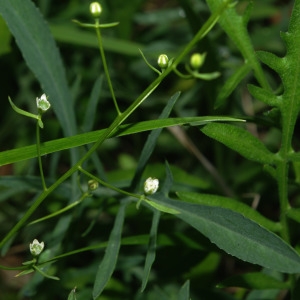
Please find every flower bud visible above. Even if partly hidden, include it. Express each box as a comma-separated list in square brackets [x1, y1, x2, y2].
[29, 239, 44, 257]
[36, 94, 50, 112]
[144, 177, 159, 195]
[157, 54, 169, 69]
[190, 53, 206, 69]
[88, 179, 99, 191]
[90, 2, 102, 18]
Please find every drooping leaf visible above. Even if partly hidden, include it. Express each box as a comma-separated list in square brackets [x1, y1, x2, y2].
[201, 123, 276, 164]
[148, 193, 300, 274]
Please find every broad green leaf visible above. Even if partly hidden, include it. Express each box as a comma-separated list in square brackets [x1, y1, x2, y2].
[0, 116, 243, 166]
[92, 200, 128, 299]
[0, 0, 77, 137]
[178, 280, 190, 300]
[141, 210, 160, 292]
[148, 193, 300, 273]
[177, 192, 281, 232]
[201, 123, 276, 164]
[217, 272, 290, 289]
[131, 92, 181, 190]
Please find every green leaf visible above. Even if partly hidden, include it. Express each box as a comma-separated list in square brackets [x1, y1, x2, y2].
[92, 200, 128, 299]
[286, 208, 300, 224]
[217, 272, 290, 289]
[141, 210, 160, 292]
[177, 192, 281, 232]
[67, 288, 77, 300]
[144, 199, 179, 215]
[0, 116, 243, 166]
[248, 84, 281, 107]
[82, 76, 103, 132]
[178, 280, 190, 300]
[50, 24, 143, 56]
[0, 16, 11, 55]
[201, 123, 276, 164]
[215, 62, 252, 109]
[131, 92, 181, 189]
[149, 193, 300, 273]
[0, 0, 77, 137]
[205, 0, 270, 91]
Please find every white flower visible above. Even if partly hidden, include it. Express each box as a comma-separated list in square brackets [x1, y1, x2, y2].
[29, 239, 44, 256]
[36, 94, 50, 112]
[144, 177, 159, 195]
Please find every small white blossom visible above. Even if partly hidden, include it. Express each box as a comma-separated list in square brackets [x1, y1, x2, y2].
[36, 94, 50, 112]
[30, 239, 44, 256]
[144, 177, 159, 195]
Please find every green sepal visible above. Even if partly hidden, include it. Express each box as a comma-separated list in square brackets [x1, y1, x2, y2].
[15, 268, 35, 277]
[72, 19, 119, 29]
[8, 96, 39, 121]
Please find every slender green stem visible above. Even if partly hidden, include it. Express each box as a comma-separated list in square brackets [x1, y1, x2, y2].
[32, 265, 59, 280]
[36, 119, 47, 191]
[78, 166, 141, 200]
[277, 162, 290, 242]
[95, 19, 121, 116]
[28, 192, 90, 226]
[0, 1, 231, 249]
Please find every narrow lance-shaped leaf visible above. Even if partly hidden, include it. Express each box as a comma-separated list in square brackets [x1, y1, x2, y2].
[130, 92, 181, 190]
[178, 280, 190, 300]
[206, 0, 270, 92]
[148, 193, 300, 274]
[92, 200, 128, 299]
[0, 0, 77, 137]
[201, 123, 276, 164]
[141, 210, 161, 292]
[0, 116, 244, 166]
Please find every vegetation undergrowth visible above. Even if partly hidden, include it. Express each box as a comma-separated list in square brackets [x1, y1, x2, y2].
[0, 0, 299, 299]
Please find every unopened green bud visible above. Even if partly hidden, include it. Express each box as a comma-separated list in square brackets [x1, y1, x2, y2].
[90, 2, 102, 18]
[88, 179, 99, 191]
[157, 54, 169, 69]
[190, 53, 206, 69]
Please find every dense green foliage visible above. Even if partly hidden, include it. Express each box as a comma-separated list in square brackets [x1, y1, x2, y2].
[0, 0, 299, 299]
